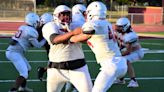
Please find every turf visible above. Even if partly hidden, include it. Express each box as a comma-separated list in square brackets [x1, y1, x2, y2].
[0, 36, 164, 92]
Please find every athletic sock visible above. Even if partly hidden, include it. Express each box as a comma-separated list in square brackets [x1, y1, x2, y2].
[131, 77, 136, 81]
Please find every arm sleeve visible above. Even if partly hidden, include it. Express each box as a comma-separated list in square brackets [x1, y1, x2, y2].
[124, 32, 138, 44]
[27, 26, 46, 48]
[30, 38, 46, 48]
[42, 22, 58, 44]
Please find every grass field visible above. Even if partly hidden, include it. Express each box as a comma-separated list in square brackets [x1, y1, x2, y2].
[0, 36, 164, 92]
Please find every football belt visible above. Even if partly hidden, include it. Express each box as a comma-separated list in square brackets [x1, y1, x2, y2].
[48, 59, 86, 70]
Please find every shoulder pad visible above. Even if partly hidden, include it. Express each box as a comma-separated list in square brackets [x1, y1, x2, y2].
[82, 22, 95, 34]
[124, 32, 138, 43]
[28, 26, 38, 38]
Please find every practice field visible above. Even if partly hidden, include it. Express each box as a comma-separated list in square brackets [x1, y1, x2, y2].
[0, 36, 164, 92]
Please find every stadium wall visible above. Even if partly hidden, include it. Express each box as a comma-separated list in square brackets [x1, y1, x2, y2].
[0, 22, 164, 33]
[128, 6, 163, 25]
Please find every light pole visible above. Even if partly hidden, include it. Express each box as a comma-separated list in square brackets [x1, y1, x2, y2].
[33, 0, 36, 13]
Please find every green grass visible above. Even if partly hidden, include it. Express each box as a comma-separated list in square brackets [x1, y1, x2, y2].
[138, 32, 164, 35]
[0, 35, 164, 92]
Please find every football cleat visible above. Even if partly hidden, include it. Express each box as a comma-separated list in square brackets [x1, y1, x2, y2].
[18, 86, 33, 92]
[127, 80, 139, 88]
[114, 79, 126, 84]
[37, 66, 46, 81]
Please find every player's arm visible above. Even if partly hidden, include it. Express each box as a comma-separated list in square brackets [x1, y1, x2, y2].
[50, 32, 73, 44]
[29, 37, 46, 48]
[50, 27, 83, 44]
[70, 25, 94, 43]
[121, 37, 138, 56]
[28, 29, 46, 48]
[70, 33, 91, 43]
[121, 43, 132, 56]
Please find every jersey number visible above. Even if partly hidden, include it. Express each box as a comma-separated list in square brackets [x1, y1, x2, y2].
[108, 26, 116, 42]
[15, 30, 22, 38]
[87, 40, 94, 48]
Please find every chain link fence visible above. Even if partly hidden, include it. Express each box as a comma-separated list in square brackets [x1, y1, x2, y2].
[0, 0, 163, 25]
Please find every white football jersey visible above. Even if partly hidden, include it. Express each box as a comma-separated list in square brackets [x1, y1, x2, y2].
[82, 20, 121, 63]
[115, 30, 144, 62]
[116, 30, 140, 49]
[12, 25, 39, 51]
[42, 21, 85, 62]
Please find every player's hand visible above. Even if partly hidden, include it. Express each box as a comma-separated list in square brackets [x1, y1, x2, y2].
[72, 27, 82, 35]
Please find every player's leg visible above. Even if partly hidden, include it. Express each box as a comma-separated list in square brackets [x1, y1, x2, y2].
[37, 66, 47, 81]
[127, 61, 136, 79]
[37, 42, 49, 81]
[114, 57, 127, 84]
[92, 59, 117, 92]
[127, 61, 139, 88]
[64, 82, 77, 92]
[47, 68, 66, 92]
[70, 65, 93, 92]
[18, 57, 33, 92]
[125, 51, 144, 88]
[6, 51, 30, 91]
[115, 57, 127, 79]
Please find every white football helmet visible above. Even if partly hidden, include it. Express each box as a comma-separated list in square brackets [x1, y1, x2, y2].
[86, 1, 107, 21]
[25, 12, 40, 28]
[72, 4, 86, 16]
[116, 17, 131, 32]
[40, 13, 53, 25]
[53, 5, 71, 24]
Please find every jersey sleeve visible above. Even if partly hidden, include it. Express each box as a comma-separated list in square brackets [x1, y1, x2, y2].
[28, 28, 38, 39]
[124, 32, 138, 44]
[42, 22, 58, 44]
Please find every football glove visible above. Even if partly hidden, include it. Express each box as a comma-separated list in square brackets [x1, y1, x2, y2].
[37, 66, 46, 81]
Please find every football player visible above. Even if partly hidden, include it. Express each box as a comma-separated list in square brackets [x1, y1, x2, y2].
[114, 17, 144, 87]
[6, 12, 46, 92]
[72, 4, 86, 25]
[42, 5, 93, 92]
[36, 12, 53, 81]
[64, 4, 87, 92]
[69, 1, 127, 92]
[37, 12, 53, 55]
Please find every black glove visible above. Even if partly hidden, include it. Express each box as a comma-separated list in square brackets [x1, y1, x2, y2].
[37, 67, 46, 81]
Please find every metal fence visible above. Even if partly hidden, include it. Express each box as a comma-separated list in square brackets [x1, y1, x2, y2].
[108, 13, 164, 25]
[0, 10, 163, 25]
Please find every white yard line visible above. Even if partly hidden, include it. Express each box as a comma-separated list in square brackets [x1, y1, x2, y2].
[1, 42, 164, 45]
[0, 77, 164, 83]
[0, 60, 164, 63]
[141, 42, 164, 46]
[1, 49, 164, 53]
